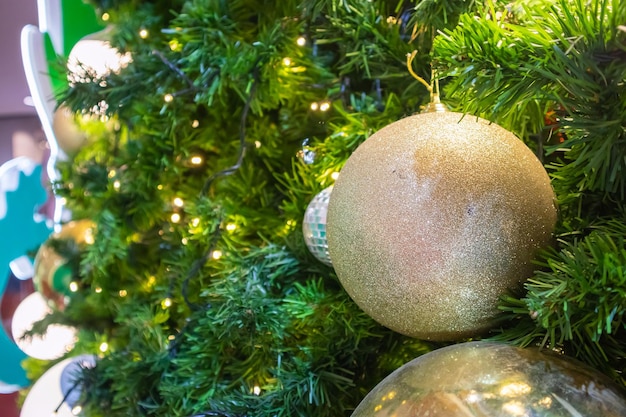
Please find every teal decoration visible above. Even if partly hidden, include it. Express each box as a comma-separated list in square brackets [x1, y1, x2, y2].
[51, 263, 74, 296]
[0, 158, 53, 387]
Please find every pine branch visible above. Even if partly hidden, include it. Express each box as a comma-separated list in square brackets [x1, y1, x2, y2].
[496, 218, 626, 385]
[433, 0, 626, 196]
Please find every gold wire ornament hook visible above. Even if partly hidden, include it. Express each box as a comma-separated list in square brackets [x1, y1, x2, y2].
[432, 69, 441, 98]
[406, 50, 447, 113]
[406, 51, 432, 93]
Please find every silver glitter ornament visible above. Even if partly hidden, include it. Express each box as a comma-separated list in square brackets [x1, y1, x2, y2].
[302, 186, 333, 266]
[352, 341, 626, 417]
[298, 138, 317, 165]
[299, 148, 317, 165]
[326, 111, 557, 341]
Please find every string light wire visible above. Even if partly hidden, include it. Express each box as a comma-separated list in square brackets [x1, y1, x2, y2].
[182, 66, 260, 310]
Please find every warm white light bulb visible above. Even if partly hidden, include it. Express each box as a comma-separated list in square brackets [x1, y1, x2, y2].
[84, 228, 95, 245]
[173, 197, 184, 207]
[171, 213, 181, 223]
[211, 250, 223, 260]
[296, 36, 306, 46]
[99, 342, 109, 352]
[169, 39, 181, 51]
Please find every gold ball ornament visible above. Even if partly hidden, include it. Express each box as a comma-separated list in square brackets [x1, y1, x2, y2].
[351, 341, 626, 417]
[52, 105, 88, 155]
[326, 111, 557, 341]
[33, 219, 96, 310]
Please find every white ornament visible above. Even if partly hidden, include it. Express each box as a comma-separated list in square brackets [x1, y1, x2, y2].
[11, 292, 77, 360]
[67, 29, 132, 83]
[20, 355, 96, 417]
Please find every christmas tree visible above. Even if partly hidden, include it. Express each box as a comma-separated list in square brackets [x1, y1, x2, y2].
[20, 0, 626, 416]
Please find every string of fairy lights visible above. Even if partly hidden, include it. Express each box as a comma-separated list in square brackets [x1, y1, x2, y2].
[62, 22, 342, 349]
[45, 10, 376, 413]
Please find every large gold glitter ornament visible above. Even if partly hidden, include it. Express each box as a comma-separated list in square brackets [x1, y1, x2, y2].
[326, 111, 557, 341]
[33, 219, 96, 310]
[351, 341, 626, 417]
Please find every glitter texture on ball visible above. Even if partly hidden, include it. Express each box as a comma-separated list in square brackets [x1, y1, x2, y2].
[326, 111, 557, 341]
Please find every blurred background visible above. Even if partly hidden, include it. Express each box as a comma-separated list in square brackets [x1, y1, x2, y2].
[0, 1, 48, 416]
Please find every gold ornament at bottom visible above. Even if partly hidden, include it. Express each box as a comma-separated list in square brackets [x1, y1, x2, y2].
[327, 111, 557, 341]
[33, 219, 96, 310]
[351, 341, 626, 417]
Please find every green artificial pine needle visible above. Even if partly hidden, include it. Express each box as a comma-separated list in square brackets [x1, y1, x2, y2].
[21, 0, 626, 415]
